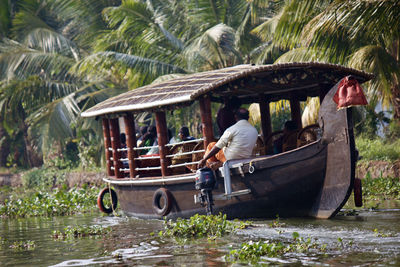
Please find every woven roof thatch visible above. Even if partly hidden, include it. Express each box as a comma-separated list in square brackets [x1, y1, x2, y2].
[81, 62, 373, 117]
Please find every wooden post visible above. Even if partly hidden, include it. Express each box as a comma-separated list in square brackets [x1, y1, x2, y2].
[259, 97, 272, 154]
[290, 98, 302, 129]
[199, 95, 214, 149]
[102, 118, 114, 176]
[155, 111, 170, 177]
[124, 113, 138, 178]
[109, 118, 124, 178]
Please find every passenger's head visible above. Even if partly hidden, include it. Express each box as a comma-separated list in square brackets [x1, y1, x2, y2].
[235, 108, 250, 121]
[178, 126, 190, 140]
[147, 125, 157, 137]
[139, 126, 148, 136]
[284, 120, 297, 132]
[120, 133, 126, 144]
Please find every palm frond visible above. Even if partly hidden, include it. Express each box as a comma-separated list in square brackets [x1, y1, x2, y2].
[71, 51, 186, 83]
[0, 39, 74, 81]
[301, 97, 320, 126]
[23, 28, 80, 60]
[0, 0, 11, 37]
[185, 23, 242, 70]
[28, 94, 80, 153]
[103, 1, 184, 52]
[349, 45, 400, 108]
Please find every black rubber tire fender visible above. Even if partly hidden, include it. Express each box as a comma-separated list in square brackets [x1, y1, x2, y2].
[354, 178, 363, 207]
[152, 188, 173, 216]
[97, 187, 118, 214]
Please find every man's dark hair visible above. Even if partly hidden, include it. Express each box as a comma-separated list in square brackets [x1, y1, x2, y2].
[147, 125, 157, 136]
[235, 108, 249, 120]
[179, 126, 190, 137]
[139, 126, 148, 135]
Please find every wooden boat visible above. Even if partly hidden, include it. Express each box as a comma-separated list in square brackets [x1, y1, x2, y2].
[81, 62, 373, 219]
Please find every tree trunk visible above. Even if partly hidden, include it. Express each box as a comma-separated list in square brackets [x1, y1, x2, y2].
[18, 109, 43, 168]
[391, 83, 400, 122]
[0, 121, 10, 167]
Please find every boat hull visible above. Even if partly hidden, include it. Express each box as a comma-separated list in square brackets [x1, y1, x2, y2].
[111, 141, 328, 219]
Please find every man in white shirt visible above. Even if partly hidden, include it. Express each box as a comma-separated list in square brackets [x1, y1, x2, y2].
[198, 108, 258, 169]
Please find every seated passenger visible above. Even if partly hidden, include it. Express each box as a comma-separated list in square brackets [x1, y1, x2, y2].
[273, 120, 298, 154]
[198, 108, 258, 169]
[178, 126, 195, 141]
[139, 126, 157, 155]
[216, 96, 241, 136]
[136, 125, 148, 147]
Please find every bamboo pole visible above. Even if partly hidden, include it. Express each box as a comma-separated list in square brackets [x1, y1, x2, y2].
[109, 118, 123, 178]
[155, 111, 170, 177]
[124, 113, 138, 178]
[199, 95, 214, 149]
[102, 118, 114, 176]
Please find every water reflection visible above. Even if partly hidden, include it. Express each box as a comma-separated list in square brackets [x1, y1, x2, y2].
[0, 209, 399, 266]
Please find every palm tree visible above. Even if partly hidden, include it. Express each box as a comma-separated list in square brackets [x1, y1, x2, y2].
[256, 0, 400, 124]
[0, 0, 122, 167]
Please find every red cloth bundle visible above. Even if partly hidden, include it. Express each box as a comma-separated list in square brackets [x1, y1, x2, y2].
[333, 76, 368, 109]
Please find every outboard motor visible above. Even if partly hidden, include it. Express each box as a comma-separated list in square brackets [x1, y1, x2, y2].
[195, 168, 216, 215]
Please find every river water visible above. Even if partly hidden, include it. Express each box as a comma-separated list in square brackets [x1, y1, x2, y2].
[0, 208, 399, 266]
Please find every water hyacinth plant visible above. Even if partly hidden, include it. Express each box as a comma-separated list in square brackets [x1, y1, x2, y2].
[53, 225, 111, 239]
[0, 186, 98, 218]
[160, 213, 250, 240]
[9, 240, 36, 251]
[226, 232, 327, 264]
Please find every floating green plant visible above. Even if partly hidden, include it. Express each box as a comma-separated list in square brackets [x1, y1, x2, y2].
[53, 225, 111, 239]
[373, 228, 396, 238]
[0, 186, 98, 218]
[9, 240, 36, 250]
[362, 177, 400, 201]
[269, 215, 285, 228]
[159, 213, 250, 240]
[226, 232, 327, 264]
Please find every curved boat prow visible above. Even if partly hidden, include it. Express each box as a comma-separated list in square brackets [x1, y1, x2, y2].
[310, 79, 356, 218]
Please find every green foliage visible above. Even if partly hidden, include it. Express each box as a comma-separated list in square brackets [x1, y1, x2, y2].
[373, 228, 396, 238]
[21, 167, 66, 189]
[356, 137, 400, 162]
[9, 240, 36, 251]
[53, 225, 111, 239]
[362, 177, 400, 201]
[226, 232, 326, 264]
[354, 106, 389, 139]
[269, 215, 285, 228]
[159, 213, 250, 240]
[386, 120, 400, 140]
[0, 186, 98, 218]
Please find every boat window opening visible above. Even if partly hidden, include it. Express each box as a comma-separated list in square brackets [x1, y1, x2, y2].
[105, 94, 323, 178]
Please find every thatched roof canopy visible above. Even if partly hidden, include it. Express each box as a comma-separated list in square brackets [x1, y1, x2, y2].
[81, 62, 373, 117]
